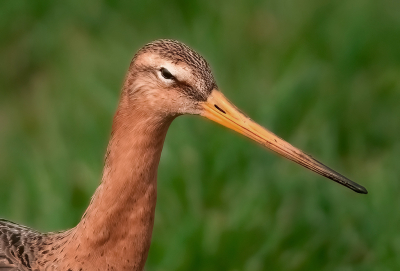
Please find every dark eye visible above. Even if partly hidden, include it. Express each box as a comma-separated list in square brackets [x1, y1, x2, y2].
[160, 68, 174, 80]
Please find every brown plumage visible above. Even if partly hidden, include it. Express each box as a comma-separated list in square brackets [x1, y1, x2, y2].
[0, 39, 367, 271]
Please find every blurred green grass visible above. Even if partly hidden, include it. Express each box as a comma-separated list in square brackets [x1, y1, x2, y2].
[0, 0, 400, 270]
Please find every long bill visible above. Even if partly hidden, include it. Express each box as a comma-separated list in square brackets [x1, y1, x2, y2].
[200, 89, 367, 194]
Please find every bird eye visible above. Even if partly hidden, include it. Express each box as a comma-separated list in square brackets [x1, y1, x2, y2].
[160, 68, 174, 80]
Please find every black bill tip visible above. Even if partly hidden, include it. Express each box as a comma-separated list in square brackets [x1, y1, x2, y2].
[352, 183, 368, 194]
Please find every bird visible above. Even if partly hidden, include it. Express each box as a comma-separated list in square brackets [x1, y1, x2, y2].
[0, 39, 367, 271]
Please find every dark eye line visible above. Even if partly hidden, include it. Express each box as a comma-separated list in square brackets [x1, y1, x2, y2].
[158, 68, 198, 100]
[160, 67, 175, 80]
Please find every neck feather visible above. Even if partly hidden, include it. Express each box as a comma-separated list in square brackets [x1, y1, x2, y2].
[47, 94, 174, 270]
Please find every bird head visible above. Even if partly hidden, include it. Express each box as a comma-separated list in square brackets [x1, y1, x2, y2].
[124, 39, 216, 117]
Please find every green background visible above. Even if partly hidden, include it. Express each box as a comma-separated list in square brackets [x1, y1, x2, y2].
[0, 0, 399, 270]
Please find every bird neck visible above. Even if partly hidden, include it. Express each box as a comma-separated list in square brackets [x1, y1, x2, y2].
[53, 96, 174, 270]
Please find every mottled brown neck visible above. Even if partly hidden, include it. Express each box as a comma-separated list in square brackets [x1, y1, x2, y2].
[47, 93, 174, 270]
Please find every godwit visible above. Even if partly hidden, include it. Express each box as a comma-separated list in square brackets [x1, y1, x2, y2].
[0, 39, 367, 271]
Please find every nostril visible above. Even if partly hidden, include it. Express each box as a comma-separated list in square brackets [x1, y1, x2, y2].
[214, 105, 226, 114]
